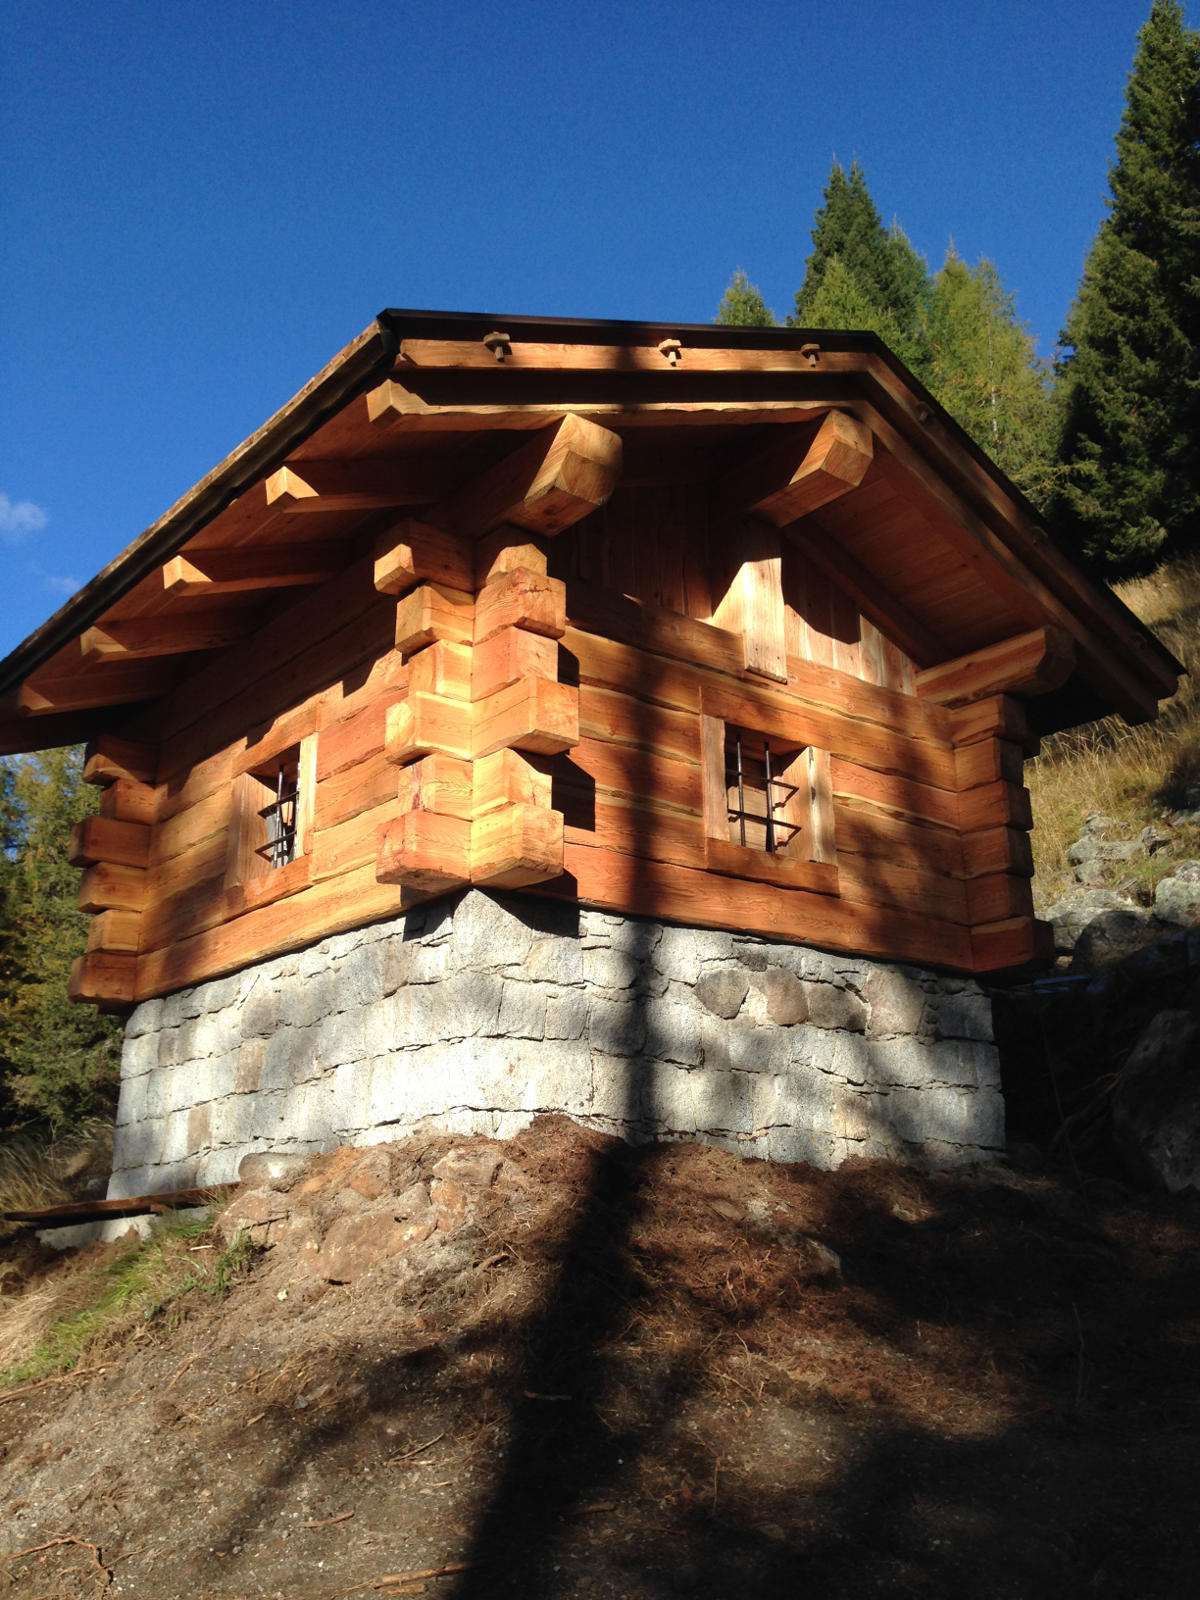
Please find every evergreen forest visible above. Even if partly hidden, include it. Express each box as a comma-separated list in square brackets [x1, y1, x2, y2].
[716, 0, 1200, 577]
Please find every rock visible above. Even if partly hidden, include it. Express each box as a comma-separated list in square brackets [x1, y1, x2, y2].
[1081, 811, 1122, 835]
[759, 969, 808, 1026]
[1173, 859, 1200, 884]
[1070, 907, 1164, 972]
[1068, 837, 1143, 866]
[318, 1207, 429, 1283]
[1043, 889, 1132, 955]
[1112, 1009, 1200, 1192]
[694, 970, 749, 1020]
[237, 1151, 310, 1192]
[1141, 823, 1174, 854]
[1154, 875, 1200, 927]
[805, 983, 868, 1033]
[431, 1146, 504, 1189]
[345, 1148, 393, 1200]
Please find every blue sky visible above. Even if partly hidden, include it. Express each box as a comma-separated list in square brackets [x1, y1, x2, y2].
[0, 0, 1164, 658]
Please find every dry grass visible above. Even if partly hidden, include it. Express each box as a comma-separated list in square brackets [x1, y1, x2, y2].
[0, 1120, 113, 1234]
[1028, 554, 1200, 904]
[0, 1215, 252, 1388]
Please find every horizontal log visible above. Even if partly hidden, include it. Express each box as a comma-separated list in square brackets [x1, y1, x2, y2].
[163, 543, 345, 597]
[98, 778, 157, 826]
[310, 800, 396, 885]
[86, 909, 141, 955]
[579, 685, 699, 763]
[541, 844, 975, 971]
[957, 781, 1033, 833]
[472, 804, 564, 888]
[386, 693, 473, 765]
[395, 753, 475, 821]
[376, 810, 471, 892]
[314, 694, 398, 784]
[472, 627, 557, 702]
[916, 626, 1076, 707]
[565, 735, 701, 816]
[954, 738, 1026, 793]
[68, 952, 136, 1008]
[474, 679, 580, 759]
[966, 873, 1035, 926]
[83, 735, 157, 786]
[960, 826, 1034, 880]
[135, 861, 404, 999]
[137, 856, 310, 958]
[946, 694, 1032, 751]
[833, 804, 964, 878]
[77, 863, 147, 914]
[705, 836, 839, 896]
[722, 411, 873, 527]
[837, 853, 969, 924]
[68, 816, 150, 871]
[563, 791, 705, 871]
[473, 749, 552, 816]
[830, 759, 960, 830]
[373, 520, 474, 595]
[474, 569, 567, 645]
[315, 751, 398, 832]
[971, 916, 1054, 974]
[394, 583, 475, 655]
[702, 678, 957, 790]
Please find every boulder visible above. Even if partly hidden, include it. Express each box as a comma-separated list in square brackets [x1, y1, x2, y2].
[1112, 1009, 1200, 1192]
[1154, 874, 1200, 928]
[1043, 889, 1131, 956]
[1070, 907, 1164, 972]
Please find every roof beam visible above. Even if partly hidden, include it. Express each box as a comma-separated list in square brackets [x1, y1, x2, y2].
[916, 627, 1076, 707]
[428, 412, 623, 538]
[720, 411, 874, 527]
[81, 611, 251, 661]
[264, 459, 455, 513]
[162, 543, 347, 597]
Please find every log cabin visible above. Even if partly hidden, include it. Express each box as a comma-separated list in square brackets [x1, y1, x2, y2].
[0, 312, 1182, 1193]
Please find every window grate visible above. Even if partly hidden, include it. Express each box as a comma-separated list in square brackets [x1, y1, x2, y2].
[255, 767, 299, 869]
[725, 730, 802, 854]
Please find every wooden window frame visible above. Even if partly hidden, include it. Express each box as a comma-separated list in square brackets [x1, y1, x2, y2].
[225, 733, 317, 894]
[700, 690, 837, 895]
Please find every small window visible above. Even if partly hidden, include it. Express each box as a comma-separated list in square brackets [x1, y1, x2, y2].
[254, 760, 299, 869]
[226, 735, 316, 888]
[700, 707, 836, 892]
[723, 727, 807, 856]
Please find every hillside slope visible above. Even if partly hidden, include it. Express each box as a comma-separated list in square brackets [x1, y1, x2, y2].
[2, 1118, 1199, 1600]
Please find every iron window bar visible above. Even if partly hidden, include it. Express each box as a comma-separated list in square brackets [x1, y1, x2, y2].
[256, 766, 299, 869]
[725, 730, 801, 853]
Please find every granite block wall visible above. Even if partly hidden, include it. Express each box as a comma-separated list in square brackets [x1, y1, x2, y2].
[109, 890, 1003, 1198]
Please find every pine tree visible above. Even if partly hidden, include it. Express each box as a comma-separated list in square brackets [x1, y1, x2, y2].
[927, 247, 1055, 502]
[1054, 0, 1200, 571]
[714, 270, 776, 327]
[0, 751, 121, 1132]
[790, 160, 931, 375]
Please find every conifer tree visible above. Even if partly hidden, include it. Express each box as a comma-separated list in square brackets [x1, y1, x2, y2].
[0, 751, 121, 1132]
[790, 160, 931, 376]
[714, 270, 776, 327]
[927, 248, 1055, 502]
[1054, 0, 1200, 571]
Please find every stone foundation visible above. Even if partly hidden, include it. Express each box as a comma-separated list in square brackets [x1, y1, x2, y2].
[109, 891, 1003, 1198]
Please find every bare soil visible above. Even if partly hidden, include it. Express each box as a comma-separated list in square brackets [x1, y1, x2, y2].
[2, 1115, 1198, 1600]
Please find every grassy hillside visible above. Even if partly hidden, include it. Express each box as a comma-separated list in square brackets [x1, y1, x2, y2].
[1028, 556, 1200, 907]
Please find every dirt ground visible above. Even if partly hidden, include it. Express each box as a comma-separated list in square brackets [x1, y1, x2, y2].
[1, 1114, 1198, 1600]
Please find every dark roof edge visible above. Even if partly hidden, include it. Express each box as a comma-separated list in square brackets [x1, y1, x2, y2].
[0, 319, 400, 696]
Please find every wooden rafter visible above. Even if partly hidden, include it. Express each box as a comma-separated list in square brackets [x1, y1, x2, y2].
[163, 543, 347, 596]
[264, 458, 456, 512]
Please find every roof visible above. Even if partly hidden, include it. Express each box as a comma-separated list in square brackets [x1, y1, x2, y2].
[0, 310, 1182, 755]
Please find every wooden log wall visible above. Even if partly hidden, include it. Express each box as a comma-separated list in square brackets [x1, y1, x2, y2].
[68, 418, 1052, 1007]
